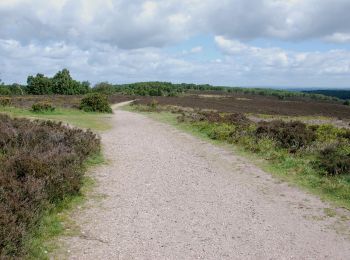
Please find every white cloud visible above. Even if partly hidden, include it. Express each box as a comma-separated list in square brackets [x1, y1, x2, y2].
[1, 37, 349, 88]
[324, 33, 350, 43]
[190, 46, 203, 53]
[1, 0, 350, 48]
[0, 0, 350, 87]
[214, 36, 350, 86]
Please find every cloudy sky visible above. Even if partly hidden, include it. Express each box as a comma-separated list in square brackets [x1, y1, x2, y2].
[1, 0, 350, 88]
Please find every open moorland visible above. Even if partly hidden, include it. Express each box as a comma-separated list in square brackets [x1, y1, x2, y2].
[1, 77, 350, 259]
[135, 92, 350, 120]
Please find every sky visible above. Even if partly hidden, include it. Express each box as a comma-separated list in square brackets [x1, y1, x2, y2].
[0, 0, 350, 88]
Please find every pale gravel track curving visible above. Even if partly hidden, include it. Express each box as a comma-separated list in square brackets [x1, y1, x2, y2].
[61, 106, 350, 259]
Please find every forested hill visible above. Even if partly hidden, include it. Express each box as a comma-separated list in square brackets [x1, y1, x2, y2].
[303, 90, 350, 100]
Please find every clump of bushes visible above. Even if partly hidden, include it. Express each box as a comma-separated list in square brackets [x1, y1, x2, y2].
[0, 97, 11, 106]
[189, 111, 251, 126]
[31, 101, 55, 112]
[256, 120, 316, 152]
[79, 93, 112, 113]
[176, 109, 350, 176]
[0, 115, 100, 257]
[149, 99, 159, 109]
[314, 143, 350, 176]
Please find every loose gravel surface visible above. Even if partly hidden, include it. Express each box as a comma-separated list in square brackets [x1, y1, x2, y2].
[62, 106, 350, 259]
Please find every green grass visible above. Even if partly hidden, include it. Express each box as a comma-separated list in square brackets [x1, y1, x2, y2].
[25, 152, 105, 260]
[0, 106, 112, 131]
[127, 105, 350, 210]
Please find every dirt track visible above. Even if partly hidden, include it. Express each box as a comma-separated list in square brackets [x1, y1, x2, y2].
[62, 106, 350, 259]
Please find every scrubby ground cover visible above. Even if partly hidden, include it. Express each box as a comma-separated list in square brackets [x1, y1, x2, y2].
[134, 93, 350, 120]
[0, 94, 132, 131]
[0, 94, 132, 110]
[0, 115, 100, 258]
[80, 93, 112, 113]
[130, 103, 350, 209]
[0, 95, 81, 109]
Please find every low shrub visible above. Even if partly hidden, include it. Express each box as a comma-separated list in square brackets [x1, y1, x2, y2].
[222, 113, 251, 126]
[199, 111, 222, 123]
[0, 97, 11, 106]
[149, 99, 159, 109]
[0, 115, 100, 257]
[207, 123, 234, 141]
[31, 101, 55, 112]
[314, 143, 350, 176]
[256, 120, 316, 152]
[314, 124, 342, 143]
[189, 111, 251, 125]
[79, 93, 112, 113]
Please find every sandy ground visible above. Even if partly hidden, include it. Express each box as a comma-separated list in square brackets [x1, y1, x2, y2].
[60, 106, 350, 259]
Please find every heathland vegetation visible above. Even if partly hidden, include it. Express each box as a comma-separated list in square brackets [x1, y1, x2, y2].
[1, 72, 347, 103]
[1, 69, 350, 256]
[0, 115, 100, 258]
[304, 89, 350, 101]
[130, 101, 350, 209]
[0, 71, 116, 258]
[93, 82, 344, 102]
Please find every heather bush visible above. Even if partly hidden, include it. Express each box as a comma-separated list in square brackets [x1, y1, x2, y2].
[80, 93, 112, 113]
[31, 101, 56, 112]
[255, 120, 316, 152]
[314, 143, 350, 176]
[0, 115, 100, 257]
[187, 111, 251, 126]
[0, 97, 11, 106]
[222, 113, 251, 126]
[149, 99, 159, 110]
[199, 111, 222, 123]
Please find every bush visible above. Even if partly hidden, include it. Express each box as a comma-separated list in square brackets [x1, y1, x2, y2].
[0, 97, 11, 106]
[314, 143, 350, 176]
[255, 120, 316, 152]
[147, 99, 159, 111]
[196, 111, 251, 125]
[207, 123, 234, 141]
[222, 113, 251, 126]
[79, 93, 112, 113]
[31, 102, 55, 112]
[0, 115, 100, 257]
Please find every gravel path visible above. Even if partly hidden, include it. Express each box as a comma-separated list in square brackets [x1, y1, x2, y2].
[62, 107, 350, 259]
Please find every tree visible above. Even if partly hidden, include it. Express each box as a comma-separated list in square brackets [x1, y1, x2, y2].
[52, 69, 90, 95]
[9, 84, 24, 95]
[52, 69, 75, 95]
[80, 81, 91, 94]
[93, 82, 115, 95]
[27, 74, 53, 95]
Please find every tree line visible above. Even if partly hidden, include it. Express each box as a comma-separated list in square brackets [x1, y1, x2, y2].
[0, 70, 346, 103]
[0, 69, 90, 95]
